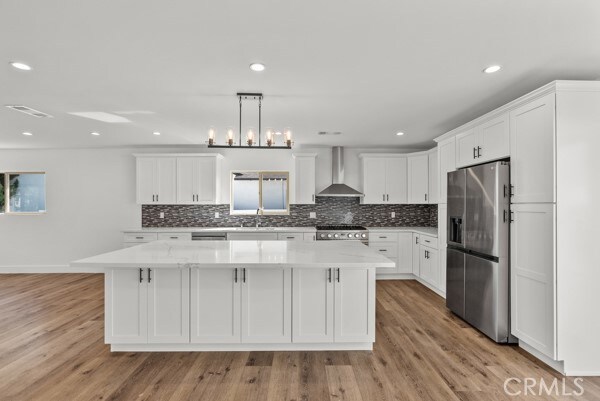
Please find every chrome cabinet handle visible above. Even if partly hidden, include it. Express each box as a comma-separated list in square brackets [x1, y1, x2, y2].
[139, 268, 144, 283]
[148, 268, 152, 283]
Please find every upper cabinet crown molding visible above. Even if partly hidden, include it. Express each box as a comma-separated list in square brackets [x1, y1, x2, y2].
[292, 153, 318, 158]
[358, 152, 428, 159]
[133, 153, 224, 159]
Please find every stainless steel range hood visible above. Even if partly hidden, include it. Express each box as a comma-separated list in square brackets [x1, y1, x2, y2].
[317, 147, 364, 197]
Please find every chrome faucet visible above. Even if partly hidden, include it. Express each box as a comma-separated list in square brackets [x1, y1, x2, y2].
[255, 208, 261, 228]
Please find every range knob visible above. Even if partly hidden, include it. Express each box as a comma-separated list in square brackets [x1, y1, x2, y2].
[327, 233, 332, 238]
[354, 233, 360, 238]
[334, 233, 340, 238]
[347, 233, 353, 238]
[361, 233, 367, 238]
[320, 233, 326, 238]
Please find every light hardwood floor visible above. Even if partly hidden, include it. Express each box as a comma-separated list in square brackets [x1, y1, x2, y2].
[0, 274, 598, 401]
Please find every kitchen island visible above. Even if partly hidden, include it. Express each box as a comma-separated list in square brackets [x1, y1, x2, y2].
[72, 240, 394, 352]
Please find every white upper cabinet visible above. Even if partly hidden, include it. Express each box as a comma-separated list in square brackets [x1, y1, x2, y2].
[455, 113, 509, 168]
[293, 154, 317, 204]
[176, 156, 221, 204]
[510, 93, 556, 203]
[428, 149, 438, 204]
[361, 157, 387, 204]
[437, 137, 456, 204]
[407, 154, 429, 204]
[385, 158, 408, 203]
[136, 157, 177, 204]
[136, 154, 222, 205]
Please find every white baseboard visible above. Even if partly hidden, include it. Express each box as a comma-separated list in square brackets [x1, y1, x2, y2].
[415, 276, 446, 298]
[0, 265, 104, 274]
[376, 273, 415, 280]
[519, 340, 565, 375]
[111, 342, 373, 352]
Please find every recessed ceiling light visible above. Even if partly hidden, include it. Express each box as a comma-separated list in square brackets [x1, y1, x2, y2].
[10, 61, 32, 71]
[91, 132, 100, 136]
[153, 131, 161, 136]
[249, 63, 265, 72]
[483, 65, 502, 74]
[396, 132, 405, 136]
[22, 132, 33, 136]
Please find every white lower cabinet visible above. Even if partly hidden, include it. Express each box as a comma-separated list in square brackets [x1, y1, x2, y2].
[511, 203, 557, 359]
[292, 268, 334, 343]
[190, 268, 241, 343]
[105, 267, 190, 344]
[334, 268, 376, 343]
[241, 268, 292, 343]
[412, 234, 421, 275]
[292, 267, 375, 344]
[418, 245, 439, 288]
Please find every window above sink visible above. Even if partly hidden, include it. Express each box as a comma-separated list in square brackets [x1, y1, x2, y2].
[230, 171, 289, 215]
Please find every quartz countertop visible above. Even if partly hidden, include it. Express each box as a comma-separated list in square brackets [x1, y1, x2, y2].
[123, 227, 317, 233]
[367, 227, 438, 237]
[72, 240, 395, 269]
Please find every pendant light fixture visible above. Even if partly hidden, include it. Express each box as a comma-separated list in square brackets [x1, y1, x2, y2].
[207, 93, 292, 149]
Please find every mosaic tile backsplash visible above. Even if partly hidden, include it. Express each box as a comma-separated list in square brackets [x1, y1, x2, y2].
[142, 197, 438, 228]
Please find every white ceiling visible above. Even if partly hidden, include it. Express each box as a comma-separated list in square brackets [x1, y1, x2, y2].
[1, 0, 599, 149]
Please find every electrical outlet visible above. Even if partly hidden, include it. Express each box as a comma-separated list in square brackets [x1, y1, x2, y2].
[309, 212, 317, 219]
[391, 212, 396, 218]
[160, 212, 164, 219]
[215, 212, 220, 218]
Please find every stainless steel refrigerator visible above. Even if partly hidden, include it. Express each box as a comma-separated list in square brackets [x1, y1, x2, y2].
[446, 160, 515, 343]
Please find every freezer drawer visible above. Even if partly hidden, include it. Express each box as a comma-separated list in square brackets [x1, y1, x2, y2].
[446, 248, 465, 318]
[464, 254, 509, 342]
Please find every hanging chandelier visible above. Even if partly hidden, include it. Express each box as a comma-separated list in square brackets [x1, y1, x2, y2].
[207, 93, 293, 149]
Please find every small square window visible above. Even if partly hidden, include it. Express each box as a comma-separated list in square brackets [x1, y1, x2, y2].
[8, 173, 46, 213]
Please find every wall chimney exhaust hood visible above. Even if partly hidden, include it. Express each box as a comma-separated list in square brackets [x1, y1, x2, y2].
[317, 147, 364, 197]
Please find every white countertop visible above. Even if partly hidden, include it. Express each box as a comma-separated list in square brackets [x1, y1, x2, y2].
[72, 240, 395, 269]
[123, 227, 317, 233]
[368, 227, 438, 237]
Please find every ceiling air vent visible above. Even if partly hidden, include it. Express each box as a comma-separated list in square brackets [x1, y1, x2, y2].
[318, 131, 342, 136]
[5, 105, 53, 118]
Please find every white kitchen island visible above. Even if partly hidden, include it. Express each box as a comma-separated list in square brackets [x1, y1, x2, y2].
[72, 240, 394, 352]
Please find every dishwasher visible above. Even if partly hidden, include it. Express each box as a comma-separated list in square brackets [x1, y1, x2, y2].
[192, 232, 227, 241]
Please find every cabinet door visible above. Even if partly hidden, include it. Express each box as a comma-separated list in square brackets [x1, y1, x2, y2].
[412, 234, 421, 275]
[136, 158, 157, 204]
[476, 113, 509, 162]
[190, 268, 241, 343]
[418, 246, 431, 283]
[294, 156, 316, 204]
[241, 268, 292, 343]
[362, 158, 387, 204]
[407, 155, 429, 204]
[385, 158, 407, 203]
[292, 269, 334, 343]
[156, 157, 177, 204]
[438, 137, 456, 204]
[147, 268, 190, 343]
[511, 203, 556, 359]
[437, 204, 448, 294]
[397, 232, 413, 274]
[510, 93, 556, 203]
[195, 157, 217, 203]
[105, 268, 147, 343]
[419, 246, 439, 288]
[455, 128, 478, 168]
[428, 150, 438, 204]
[334, 268, 375, 343]
[176, 157, 196, 204]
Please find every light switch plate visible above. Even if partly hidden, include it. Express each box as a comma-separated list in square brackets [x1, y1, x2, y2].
[160, 212, 164, 219]
[309, 212, 317, 219]
[391, 212, 396, 218]
[215, 212, 220, 218]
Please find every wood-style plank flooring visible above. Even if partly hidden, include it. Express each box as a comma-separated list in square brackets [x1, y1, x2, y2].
[0, 274, 598, 401]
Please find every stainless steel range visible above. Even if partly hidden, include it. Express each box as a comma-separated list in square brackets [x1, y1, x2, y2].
[316, 225, 369, 244]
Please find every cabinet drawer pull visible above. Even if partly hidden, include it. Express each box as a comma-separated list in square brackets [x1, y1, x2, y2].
[379, 249, 387, 252]
[286, 236, 295, 239]
[170, 236, 178, 239]
[379, 236, 387, 239]
[424, 239, 430, 243]
[136, 236, 144, 239]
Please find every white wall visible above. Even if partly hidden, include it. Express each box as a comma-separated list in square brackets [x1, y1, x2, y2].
[0, 145, 425, 271]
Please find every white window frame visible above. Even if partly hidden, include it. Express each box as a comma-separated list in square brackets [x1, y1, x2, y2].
[0, 172, 47, 215]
